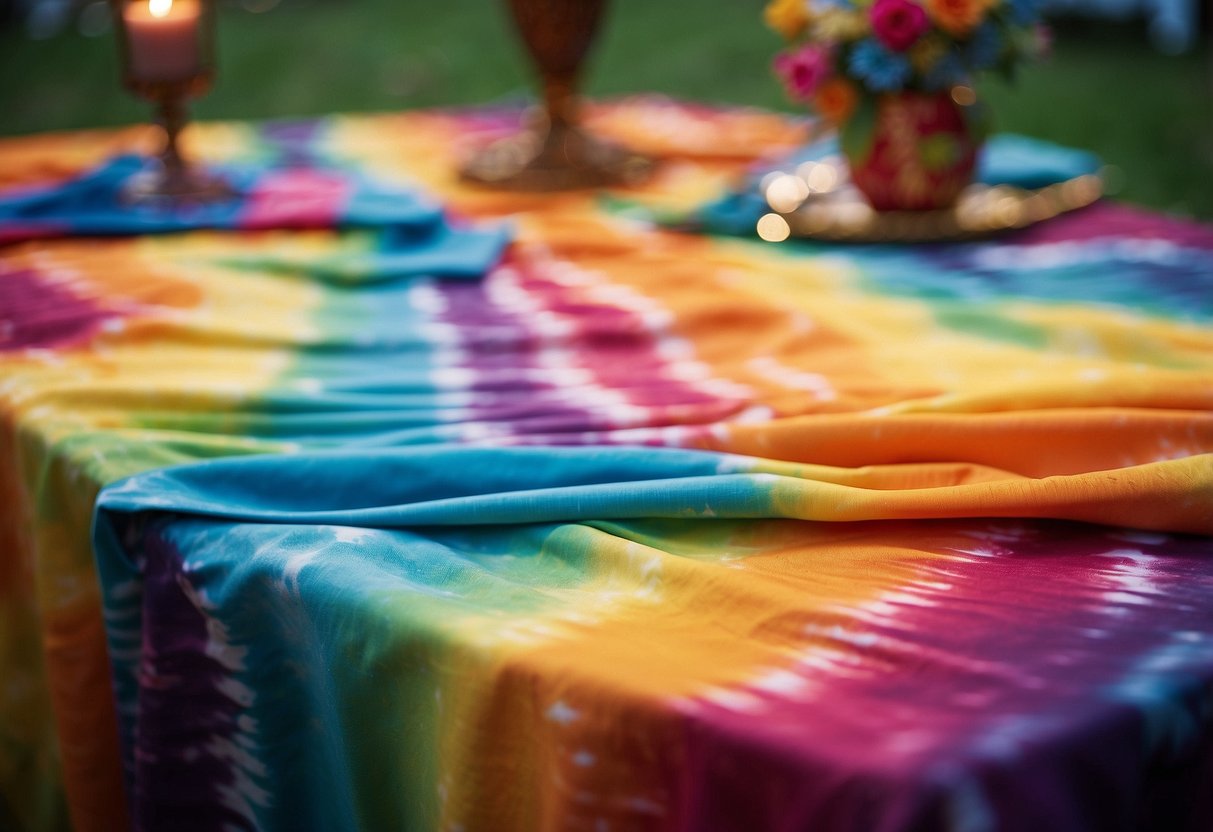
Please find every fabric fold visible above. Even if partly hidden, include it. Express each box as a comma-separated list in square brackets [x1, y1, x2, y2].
[95, 446, 1213, 536]
[210, 223, 513, 286]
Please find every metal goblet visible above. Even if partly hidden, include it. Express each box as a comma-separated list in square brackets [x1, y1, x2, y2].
[461, 0, 653, 191]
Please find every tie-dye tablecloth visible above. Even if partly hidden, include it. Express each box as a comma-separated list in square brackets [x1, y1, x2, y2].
[2, 100, 1211, 832]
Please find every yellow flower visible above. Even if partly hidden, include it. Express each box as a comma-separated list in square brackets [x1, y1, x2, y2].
[764, 0, 811, 39]
[812, 7, 869, 40]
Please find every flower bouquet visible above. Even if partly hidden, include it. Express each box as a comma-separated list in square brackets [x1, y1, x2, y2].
[766, 0, 1048, 210]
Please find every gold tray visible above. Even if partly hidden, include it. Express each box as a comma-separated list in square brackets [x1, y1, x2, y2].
[755, 163, 1104, 244]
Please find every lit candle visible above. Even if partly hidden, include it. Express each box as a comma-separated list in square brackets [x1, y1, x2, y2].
[122, 0, 202, 84]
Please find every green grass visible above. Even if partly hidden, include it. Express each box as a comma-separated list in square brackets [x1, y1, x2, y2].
[1, 1, 1210, 217]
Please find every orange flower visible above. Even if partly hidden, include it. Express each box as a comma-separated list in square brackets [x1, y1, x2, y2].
[764, 0, 810, 40]
[814, 78, 859, 124]
[925, 0, 985, 35]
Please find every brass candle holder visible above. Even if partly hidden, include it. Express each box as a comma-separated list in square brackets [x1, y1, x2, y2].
[460, 0, 652, 191]
[111, 0, 234, 205]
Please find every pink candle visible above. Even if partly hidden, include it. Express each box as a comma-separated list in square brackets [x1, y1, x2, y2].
[122, 0, 202, 84]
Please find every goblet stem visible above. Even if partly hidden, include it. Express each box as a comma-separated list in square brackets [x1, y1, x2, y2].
[544, 75, 576, 129]
[157, 94, 189, 188]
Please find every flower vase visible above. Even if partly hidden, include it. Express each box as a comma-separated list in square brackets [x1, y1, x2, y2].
[841, 90, 983, 212]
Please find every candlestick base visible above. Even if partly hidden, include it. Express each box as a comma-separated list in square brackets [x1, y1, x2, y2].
[121, 162, 236, 209]
[120, 89, 235, 209]
[461, 113, 652, 191]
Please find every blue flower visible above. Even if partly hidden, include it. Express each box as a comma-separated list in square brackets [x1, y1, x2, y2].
[966, 21, 1004, 70]
[1008, 0, 1041, 25]
[848, 40, 912, 92]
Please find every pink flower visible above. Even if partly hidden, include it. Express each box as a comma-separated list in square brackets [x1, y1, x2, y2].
[869, 0, 930, 52]
[774, 45, 833, 102]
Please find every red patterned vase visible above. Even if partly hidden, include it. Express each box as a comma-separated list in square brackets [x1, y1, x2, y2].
[842, 90, 981, 212]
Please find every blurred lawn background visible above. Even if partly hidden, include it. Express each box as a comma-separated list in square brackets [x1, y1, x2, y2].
[0, 0, 1210, 217]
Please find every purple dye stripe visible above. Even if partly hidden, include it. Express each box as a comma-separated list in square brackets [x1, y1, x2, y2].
[431, 259, 745, 440]
[133, 528, 253, 832]
[1015, 202, 1213, 250]
[435, 278, 594, 429]
[259, 120, 326, 168]
[0, 267, 115, 351]
[672, 522, 1213, 831]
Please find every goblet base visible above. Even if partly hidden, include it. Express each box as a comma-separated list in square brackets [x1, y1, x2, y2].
[461, 117, 652, 191]
[122, 164, 237, 208]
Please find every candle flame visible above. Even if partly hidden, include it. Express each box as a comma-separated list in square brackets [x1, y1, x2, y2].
[148, 0, 173, 18]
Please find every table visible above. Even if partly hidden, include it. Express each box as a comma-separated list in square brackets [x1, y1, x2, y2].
[1, 99, 1211, 832]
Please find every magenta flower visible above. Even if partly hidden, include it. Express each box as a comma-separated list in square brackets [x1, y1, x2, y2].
[774, 45, 834, 101]
[869, 0, 930, 52]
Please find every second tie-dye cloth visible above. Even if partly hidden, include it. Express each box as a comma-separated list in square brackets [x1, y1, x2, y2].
[0, 155, 439, 243]
[2, 99, 1212, 831]
[94, 449, 1213, 830]
[0, 147, 511, 290]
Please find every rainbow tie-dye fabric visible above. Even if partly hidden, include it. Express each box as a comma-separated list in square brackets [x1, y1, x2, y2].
[2, 99, 1212, 832]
